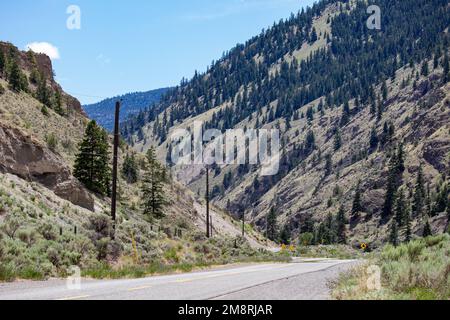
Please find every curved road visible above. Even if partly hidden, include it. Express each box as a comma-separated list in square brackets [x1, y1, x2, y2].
[0, 259, 357, 300]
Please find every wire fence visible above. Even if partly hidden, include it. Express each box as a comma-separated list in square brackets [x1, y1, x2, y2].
[57, 223, 184, 239]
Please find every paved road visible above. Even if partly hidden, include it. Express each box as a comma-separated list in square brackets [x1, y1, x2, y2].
[0, 259, 357, 300]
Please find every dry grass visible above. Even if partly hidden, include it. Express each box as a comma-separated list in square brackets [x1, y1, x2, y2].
[331, 234, 450, 300]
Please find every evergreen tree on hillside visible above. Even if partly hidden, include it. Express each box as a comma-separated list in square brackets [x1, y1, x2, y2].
[141, 146, 166, 220]
[340, 102, 350, 127]
[381, 81, 388, 101]
[395, 188, 407, 227]
[122, 153, 139, 184]
[315, 213, 335, 245]
[0, 50, 5, 77]
[442, 53, 449, 84]
[53, 89, 64, 116]
[389, 221, 399, 247]
[335, 205, 347, 244]
[324, 154, 333, 176]
[423, 220, 432, 237]
[334, 128, 342, 151]
[420, 61, 429, 77]
[351, 182, 363, 222]
[306, 106, 314, 123]
[36, 71, 51, 107]
[382, 144, 405, 219]
[74, 121, 111, 196]
[432, 181, 449, 215]
[310, 27, 318, 43]
[304, 130, 316, 154]
[369, 127, 379, 151]
[301, 214, 314, 234]
[279, 224, 291, 245]
[404, 209, 412, 243]
[8, 58, 24, 92]
[266, 207, 278, 241]
[412, 166, 426, 216]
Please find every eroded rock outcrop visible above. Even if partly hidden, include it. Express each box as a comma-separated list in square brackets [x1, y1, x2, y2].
[0, 123, 94, 211]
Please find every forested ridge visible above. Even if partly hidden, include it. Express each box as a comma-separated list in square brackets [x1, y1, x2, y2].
[123, 0, 449, 142]
[122, 0, 450, 245]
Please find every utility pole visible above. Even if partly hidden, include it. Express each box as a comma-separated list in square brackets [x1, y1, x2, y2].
[206, 166, 210, 238]
[242, 209, 245, 238]
[210, 216, 213, 237]
[111, 101, 120, 240]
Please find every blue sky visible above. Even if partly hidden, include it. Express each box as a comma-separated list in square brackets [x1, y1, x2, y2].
[0, 0, 315, 104]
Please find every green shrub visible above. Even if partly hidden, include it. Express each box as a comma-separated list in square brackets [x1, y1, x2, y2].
[37, 222, 57, 241]
[298, 232, 314, 246]
[45, 133, 58, 151]
[333, 234, 450, 300]
[17, 229, 37, 247]
[41, 105, 49, 116]
[85, 214, 113, 241]
[164, 246, 180, 263]
[0, 217, 21, 239]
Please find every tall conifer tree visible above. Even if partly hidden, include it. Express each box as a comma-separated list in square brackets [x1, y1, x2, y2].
[74, 121, 111, 195]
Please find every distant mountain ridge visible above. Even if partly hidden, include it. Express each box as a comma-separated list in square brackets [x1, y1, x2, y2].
[83, 87, 171, 131]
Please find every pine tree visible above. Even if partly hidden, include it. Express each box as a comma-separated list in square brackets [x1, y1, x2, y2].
[395, 188, 407, 227]
[122, 153, 139, 184]
[382, 145, 405, 219]
[405, 210, 412, 243]
[53, 89, 64, 116]
[8, 58, 23, 92]
[324, 154, 333, 176]
[334, 128, 342, 151]
[340, 102, 350, 127]
[306, 106, 314, 123]
[442, 53, 449, 84]
[141, 146, 166, 220]
[420, 61, 429, 77]
[423, 220, 432, 238]
[432, 182, 449, 215]
[336, 205, 347, 244]
[36, 72, 51, 107]
[369, 127, 379, 151]
[389, 221, 399, 247]
[351, 182, 363, 221]
[266, 207, 278, 241]
[74, 121, 111, 195]
[310, 27, 318, 43]
[279, 224, 291, 245]
[0, 50, 5, 77]
[412, 165, 426, 216]
[381, 81, 388, 101]
[301, 214, 314, 234]
[304, 130, 315, 154]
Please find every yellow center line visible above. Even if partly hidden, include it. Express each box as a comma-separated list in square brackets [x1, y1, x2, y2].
[56, 295, 90, 301]
[127, 285, 152, 292]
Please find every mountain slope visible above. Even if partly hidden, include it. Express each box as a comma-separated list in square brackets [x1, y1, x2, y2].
[0, 43, 271, 281]
[122, 0, 450, 245]
[83, 88, 170, 131]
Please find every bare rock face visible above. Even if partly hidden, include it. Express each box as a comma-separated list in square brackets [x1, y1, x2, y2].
[53, 180, 94, 211]
[0, 123, 94, 211]
[0, 41, 87, 117]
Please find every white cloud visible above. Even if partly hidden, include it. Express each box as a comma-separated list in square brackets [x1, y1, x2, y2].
[25, 42, 60, 60]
